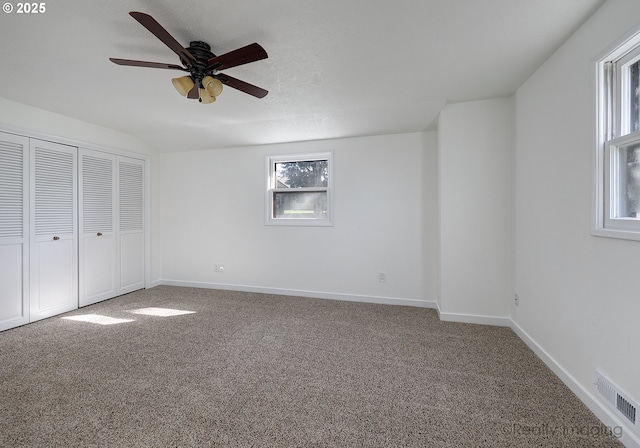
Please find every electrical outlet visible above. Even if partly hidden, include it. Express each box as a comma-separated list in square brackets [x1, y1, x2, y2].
[378, 272, 386, 283]
[514, 294, 519, 306]
[215, 264, 225, 273]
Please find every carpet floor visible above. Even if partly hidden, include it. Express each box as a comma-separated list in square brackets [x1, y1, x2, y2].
[0, 286, 624, 447]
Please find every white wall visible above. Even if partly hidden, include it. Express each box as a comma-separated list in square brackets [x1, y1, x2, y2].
[159, 132, 438, 306]
[422, 131, 439, 310]
[514, 1, 640, 444]
[437, 98, 514, 323]
[0, 98, 154, 156]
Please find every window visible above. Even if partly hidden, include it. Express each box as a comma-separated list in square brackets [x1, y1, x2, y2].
[594, 30, 640, 239]
[265, 152, 333, 226]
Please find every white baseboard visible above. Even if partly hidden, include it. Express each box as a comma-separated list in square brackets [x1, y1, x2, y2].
[157, 279, 438, 309]
[511, 319, 640, 448]
[435, 301, 512, 327]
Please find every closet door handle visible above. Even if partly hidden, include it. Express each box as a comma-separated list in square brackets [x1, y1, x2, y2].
[52, 236, 60, 241]
[97, 232, 103, 237]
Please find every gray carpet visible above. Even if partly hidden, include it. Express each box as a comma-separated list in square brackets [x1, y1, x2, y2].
[0, 286, 623, 447]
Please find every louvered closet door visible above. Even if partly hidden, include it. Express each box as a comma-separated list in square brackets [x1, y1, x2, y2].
[117, 156, 144, 294]
[0, 132, 29, 331]
[79, 149, 116, 307]
[29, 139, 78, 321]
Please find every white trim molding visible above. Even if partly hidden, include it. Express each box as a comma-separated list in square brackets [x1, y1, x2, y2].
[158, 279, 437, 309]
[435, 302, 512, 327]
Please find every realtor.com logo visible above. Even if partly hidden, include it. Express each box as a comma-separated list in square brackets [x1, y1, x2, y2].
[504, 423, 623, 439]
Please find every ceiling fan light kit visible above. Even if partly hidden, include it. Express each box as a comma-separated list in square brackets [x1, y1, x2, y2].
[171, 76, 195, 96]
[110, 11, 268, 104]
[203, 76, 224, 97]
[199, 88, 216, 104]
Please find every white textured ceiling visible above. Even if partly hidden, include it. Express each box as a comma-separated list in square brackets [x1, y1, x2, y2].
[0, 0, 602, 152]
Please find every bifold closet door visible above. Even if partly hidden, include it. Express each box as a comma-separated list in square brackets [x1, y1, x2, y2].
[0, 132, 29, 331]
[79, 152, 144, 304]
[117, 157, 145, 295]
[29, 139, 78, 321]
[79, 149, 117, 307]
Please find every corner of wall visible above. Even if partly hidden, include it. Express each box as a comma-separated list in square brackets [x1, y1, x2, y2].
[437, 98, 514, 319]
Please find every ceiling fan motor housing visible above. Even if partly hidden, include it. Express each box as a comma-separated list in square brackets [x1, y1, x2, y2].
[182, 41, 218, 86]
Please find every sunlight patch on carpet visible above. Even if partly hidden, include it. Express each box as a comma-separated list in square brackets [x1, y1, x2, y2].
[62, 314, 135, 325]
[126, 307, 196, 317]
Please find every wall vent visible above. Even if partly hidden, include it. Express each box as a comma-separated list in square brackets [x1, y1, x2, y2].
[617, 395, 637, 425]
[596, 370, 639, 434]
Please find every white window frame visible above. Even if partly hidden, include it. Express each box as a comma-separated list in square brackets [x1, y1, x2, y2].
[265, 152, 333, 227]
[593, 27, 640, 241]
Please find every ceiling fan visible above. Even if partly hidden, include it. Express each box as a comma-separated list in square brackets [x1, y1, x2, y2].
[110, 11, 268, 103]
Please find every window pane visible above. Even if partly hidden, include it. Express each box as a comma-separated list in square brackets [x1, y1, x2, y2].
[275, 160, 328, 188]
[630, 60, 640, 133]
[616, 142, 640, 218]
[274, 191, 327, 219]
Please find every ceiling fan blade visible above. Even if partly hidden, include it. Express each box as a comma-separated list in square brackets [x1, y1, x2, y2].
[109, 58, 186, 71]
[216, 74, 268, 98]
[187, 82, 200, 99]
[207, 43, 268, 71]
[129, 11, 197, 67]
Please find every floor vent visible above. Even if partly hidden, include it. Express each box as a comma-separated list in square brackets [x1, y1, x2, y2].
[596, 370, 639, 434]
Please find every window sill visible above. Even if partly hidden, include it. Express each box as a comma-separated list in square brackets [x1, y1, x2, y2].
[591, 227, 640, 242]
[265, 218, 333, 227]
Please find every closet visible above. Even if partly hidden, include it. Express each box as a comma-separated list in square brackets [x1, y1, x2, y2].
[0, 130, 146, 331]
[79, 149, 145, 307]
